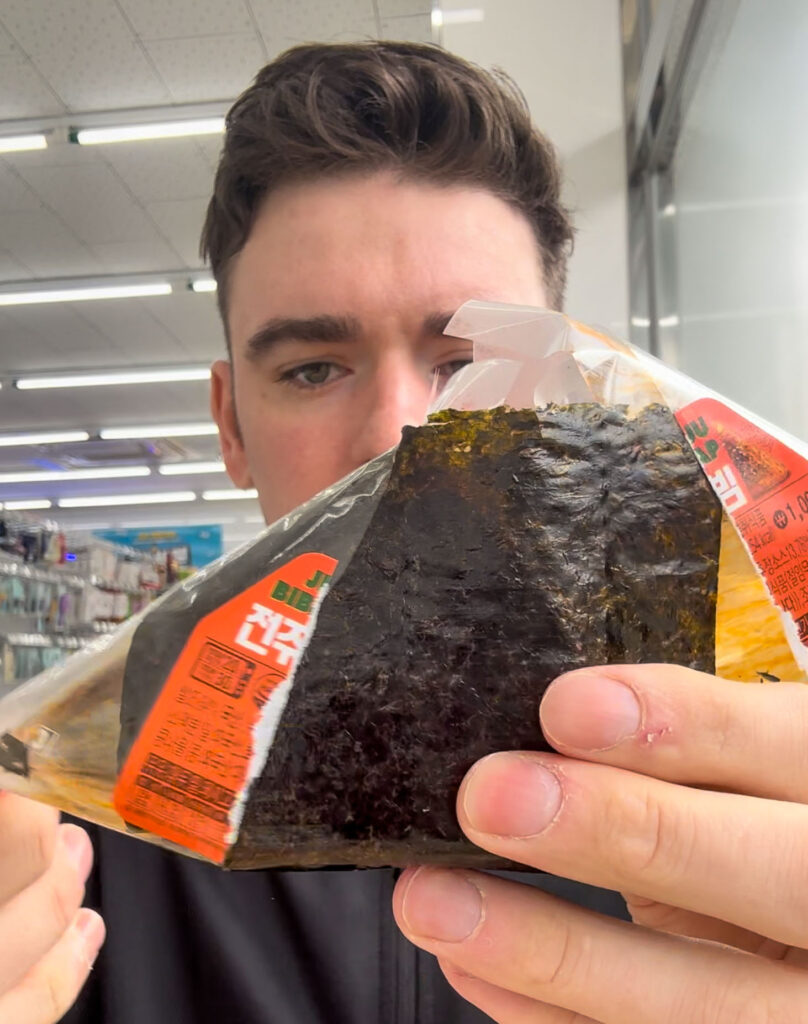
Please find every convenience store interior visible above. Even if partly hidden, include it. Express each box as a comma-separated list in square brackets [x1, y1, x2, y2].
[1, 0, 806, 684]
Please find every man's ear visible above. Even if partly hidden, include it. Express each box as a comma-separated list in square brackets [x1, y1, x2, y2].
[210, 359, 254, 488]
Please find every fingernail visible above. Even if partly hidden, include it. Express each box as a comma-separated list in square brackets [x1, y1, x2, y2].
[74, 909, 105, 971]
[60, 825, 92, 884]
[541, 672, 642, 751]
[462, 753, 563, 837]
[401, 867, 483, 942]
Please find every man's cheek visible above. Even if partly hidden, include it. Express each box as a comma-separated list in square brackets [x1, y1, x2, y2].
[248, 422, 346, 519]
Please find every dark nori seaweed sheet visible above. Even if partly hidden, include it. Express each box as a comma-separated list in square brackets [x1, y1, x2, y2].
[231, 403, 722, 867]
[121, 404, 722, 870]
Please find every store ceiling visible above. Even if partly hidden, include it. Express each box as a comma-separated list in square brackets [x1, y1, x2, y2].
[0, 0, 433, 530]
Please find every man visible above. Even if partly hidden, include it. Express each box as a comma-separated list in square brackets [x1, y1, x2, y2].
[2, 41, 807, 1024]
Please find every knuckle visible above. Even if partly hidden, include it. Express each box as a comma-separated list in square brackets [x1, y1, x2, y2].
[604, 786, 695, 887]
[45, 870, 83, 938]
[43, 968, 66, 1023]
[697, 974, 808, 1024]
[17, 816, 58, 889]
[529, 919, 590, 993]
[16, 959, 75, 1024]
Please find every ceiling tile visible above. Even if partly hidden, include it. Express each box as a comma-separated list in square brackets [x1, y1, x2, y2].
[102, 139, 216, 203]
[68, 297, 185, 353]
[379, 14, 434, 43]
[0, 0, 171, 111]
[89, 237, 184, 274]
[0, 308, 62, 366]
[0, 50, 66, 118]
[0, 248, 34, 280]
[21, 164, 160, 247]
[138, 290, 224, 358]
[143, 197, 209, 266]
[0, 382, 212, 432]
[144, 34, 265, 103]
[250, 0, 376, 46]
[0, 165, 42, 213]
[0, 209, 103, 277]
[116, 0, 254, 40]
[377, 0, 432, 17]
[0, 21, 17, 53]
[1, 303, 109, 359]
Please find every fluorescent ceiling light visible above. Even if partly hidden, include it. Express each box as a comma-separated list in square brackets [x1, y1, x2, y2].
[661, 203, 677, 217]
[0, 466, 151, 484]
[0, 429, 90, 447]
[630, 315, 680, 329]
[431, 7, 484, 27]
[0, 282, 172, 307]
[17, 366, 209, 390]
[100, 421, 217, 439]
[3, 499, 53, 511]
[73, 118, 225, 146]
[59, 491, 196, 509]
[190, 278, 217, 293]
[0, 133, 48, 153]
[159, 460, 226, 476]
[202, 488, 259, 501]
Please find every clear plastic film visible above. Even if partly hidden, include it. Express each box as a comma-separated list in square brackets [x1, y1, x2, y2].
[1, 302, 805, 870]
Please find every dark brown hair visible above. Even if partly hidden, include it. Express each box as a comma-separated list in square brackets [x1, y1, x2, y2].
[200, 41, 574, 334]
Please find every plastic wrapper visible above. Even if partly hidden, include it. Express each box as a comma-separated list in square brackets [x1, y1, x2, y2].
[1, 302, 806, 870]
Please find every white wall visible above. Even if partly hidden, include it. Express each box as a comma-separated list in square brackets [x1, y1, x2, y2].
[442, 0, 629, 335]
[670, 0, 808, 441]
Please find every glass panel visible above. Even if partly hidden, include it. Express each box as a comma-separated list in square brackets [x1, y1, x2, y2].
[668, 0, 808, 439]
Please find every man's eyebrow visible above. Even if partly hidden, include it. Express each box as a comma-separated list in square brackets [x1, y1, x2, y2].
[244, 315, 361, 360]
[422, 311, 463, 338]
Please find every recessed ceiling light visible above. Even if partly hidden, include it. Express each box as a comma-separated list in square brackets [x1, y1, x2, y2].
[0, 430, 91, 447]
[0, 466, 151, 484]
[100, 422, 218, 439]
[72, 118, 225, 145]
[0, 133, 48, 154]
[158, 460, 226, 476]
[16, 367, 209, 390]
[0, 282, 172, 307]
[58, 491, 196, 508]
[202, 488, 259, 501]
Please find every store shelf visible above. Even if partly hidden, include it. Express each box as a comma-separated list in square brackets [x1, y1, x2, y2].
[0, 559, 85, 590]
[0, 560, 159, 598]
[1, 632, 86, 650]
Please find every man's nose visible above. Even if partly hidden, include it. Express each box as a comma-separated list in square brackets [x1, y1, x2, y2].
[348, 362, 432, 466]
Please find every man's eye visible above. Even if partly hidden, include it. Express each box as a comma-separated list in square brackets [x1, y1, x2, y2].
[434, 358, 473, 386]
[280, 362, 344, 389]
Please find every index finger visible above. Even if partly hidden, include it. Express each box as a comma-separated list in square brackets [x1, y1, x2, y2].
[539, 664, 808, 802]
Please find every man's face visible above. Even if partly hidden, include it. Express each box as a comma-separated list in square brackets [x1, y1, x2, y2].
[211, 172, 548, 523]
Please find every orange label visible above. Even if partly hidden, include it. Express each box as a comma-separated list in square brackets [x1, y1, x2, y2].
[677, 398, 808, 656]
[113, 552, 337, 863]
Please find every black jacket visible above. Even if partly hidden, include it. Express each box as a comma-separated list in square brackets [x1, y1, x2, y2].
[62, 822, 628, 1023]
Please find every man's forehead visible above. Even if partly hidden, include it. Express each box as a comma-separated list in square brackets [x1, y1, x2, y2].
[225, 173, 545, 344]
